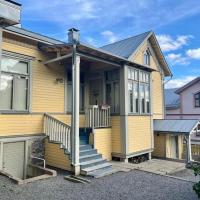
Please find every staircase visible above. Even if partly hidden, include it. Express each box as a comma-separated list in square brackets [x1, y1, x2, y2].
[79, 129, 116, 178]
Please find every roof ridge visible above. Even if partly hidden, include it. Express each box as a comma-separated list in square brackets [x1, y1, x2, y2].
[100, 30, 152, 48]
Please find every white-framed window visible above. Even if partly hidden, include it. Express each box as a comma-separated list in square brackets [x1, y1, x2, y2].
[67, 71, 85, 112]
[128, 67, 150, 114]
[0, 55, 30, 112]
[105, 70, 120, 113]
[194, 92, 200, 108]
[143, 49, 151, 66]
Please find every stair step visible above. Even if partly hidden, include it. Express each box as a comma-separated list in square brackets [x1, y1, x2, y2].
[88, 167, 117, 178]
[81, 163, 112, 175]
[80, 149, 97, 156]
[80, 145, 92, 151]
[80, 158, 107, 169]
[80, 154, 102, 163]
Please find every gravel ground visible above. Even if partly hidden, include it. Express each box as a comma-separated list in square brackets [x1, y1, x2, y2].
[170, 168, 200, 183]
[0, 170, 197, 200]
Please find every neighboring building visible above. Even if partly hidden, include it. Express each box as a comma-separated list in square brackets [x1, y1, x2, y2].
[0, 0, 198, 180]
[165, 77, 200, 144]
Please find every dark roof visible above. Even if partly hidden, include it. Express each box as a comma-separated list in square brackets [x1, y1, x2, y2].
[165, 88, 180, 109]
[154, 119, 199, 134]
[176, 77, 200, 94]
[100, 31, 151, 58]
[5, 0, 21, 6]
[5, 26, 64, 45]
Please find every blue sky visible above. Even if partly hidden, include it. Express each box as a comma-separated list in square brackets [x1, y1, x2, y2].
[18, 0, 200, 88]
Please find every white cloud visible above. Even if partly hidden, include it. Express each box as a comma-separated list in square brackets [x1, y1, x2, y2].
[165, 76, 197, 89]
[186, 48, 200, 59]
[156, 35, 193, 52]
[101, 31, 118, 43]
[166, 53, 189, 65]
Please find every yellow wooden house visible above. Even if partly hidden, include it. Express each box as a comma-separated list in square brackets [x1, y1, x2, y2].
[1, 0, 197, 180]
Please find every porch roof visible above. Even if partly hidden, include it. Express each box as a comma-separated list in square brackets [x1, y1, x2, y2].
[40, 42, 155, 71]
[153, 119, 199, 134]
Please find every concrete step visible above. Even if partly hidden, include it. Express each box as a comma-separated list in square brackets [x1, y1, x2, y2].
[80, 158, 107, 169]
[80, 153, 102, 163]
[80, 149, 97, 156]
[81, 162, 112, 175]
[80, 145, 92, 151]
[88, 167, 117, 178]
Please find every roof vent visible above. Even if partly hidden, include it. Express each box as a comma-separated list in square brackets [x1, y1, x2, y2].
[0, 0, 21, 27]
[68, 28, 80, 44]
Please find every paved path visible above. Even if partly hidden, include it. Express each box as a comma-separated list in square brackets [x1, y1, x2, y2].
[0, 169, 197, 200]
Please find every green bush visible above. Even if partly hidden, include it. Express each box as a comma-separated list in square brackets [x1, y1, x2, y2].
[193, 164, 200, 198]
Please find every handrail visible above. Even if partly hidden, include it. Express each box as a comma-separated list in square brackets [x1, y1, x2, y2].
[43, 113, 71, 153]
[31, 156, 46, 168]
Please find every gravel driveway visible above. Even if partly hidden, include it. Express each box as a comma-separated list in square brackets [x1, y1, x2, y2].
[0, 170, 197, 200]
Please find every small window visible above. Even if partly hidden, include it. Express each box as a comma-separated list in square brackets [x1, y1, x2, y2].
[0, 56, 29, 112]
[194, 92, 200, 107]
[143, 49, 151, 66]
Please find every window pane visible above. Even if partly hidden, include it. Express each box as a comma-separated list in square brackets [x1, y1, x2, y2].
[140, 84, 145, 113]
[80, 85, 84, 111]
[133, 82, 139, 113]
[14, 77, 28, 110]
[128, 82, 133, 112]
[106, 84, 112, 106]
[2, 57, 28, 74]
[113, 82, 120, 113]
[145, 84, 150, 113]
[0, 74, 13, 110]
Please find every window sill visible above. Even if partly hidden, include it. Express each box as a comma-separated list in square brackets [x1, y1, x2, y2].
[0, 111, 30, 114]
[128, 113, 152, 116]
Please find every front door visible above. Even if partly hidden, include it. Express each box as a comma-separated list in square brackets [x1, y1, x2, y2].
[89, 78, 103, 105]
[3, 142, 25, 179]
[170, 136, 178, 159]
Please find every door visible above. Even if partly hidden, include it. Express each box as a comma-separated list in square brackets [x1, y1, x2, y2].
[170, 136, 178, 159]
[89, 78, 103, 105]
[3, 142, 25, 179]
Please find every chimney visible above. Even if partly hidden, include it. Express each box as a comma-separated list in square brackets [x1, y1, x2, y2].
[68, 28, 80, 44]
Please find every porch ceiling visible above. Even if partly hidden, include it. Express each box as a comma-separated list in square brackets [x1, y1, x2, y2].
[153, 119, 200, 134]
[40, 42, 155, 72]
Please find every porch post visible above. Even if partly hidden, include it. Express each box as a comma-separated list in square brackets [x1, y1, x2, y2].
[120, 64, 128, 162]
[187, 133, 192, 163]
[0, 27, 2, 89]
[71, 44, 80, 175]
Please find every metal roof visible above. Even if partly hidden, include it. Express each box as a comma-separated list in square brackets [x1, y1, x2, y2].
[154, 119, 199, 134]
[4, 26, 64, 45]
[100, 31, 151, 58]
[165, 88, 180, 109]
[176, 77, 200, 94]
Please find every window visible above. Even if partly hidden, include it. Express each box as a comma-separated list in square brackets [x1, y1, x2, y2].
[128, 68, 150, 114]
[67, 71, 85, 112]
[143, 49, 151, 66]
[0, 56, 29, 112]
[194, 92, 200, 107]
[105, 70, 120, 113]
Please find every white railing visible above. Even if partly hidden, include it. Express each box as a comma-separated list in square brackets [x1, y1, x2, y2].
[43, 113, 71, 153]
[85, 105, 111, 129]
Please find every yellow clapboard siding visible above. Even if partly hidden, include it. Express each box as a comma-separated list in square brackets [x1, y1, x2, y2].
[0, 115, 43, 135]
[94, 128, 112, 161]
[152, 134, 166, 157]
[45, 140, 71, 171]
[111, 116, 121, 153]
[128, 116, 152, 153]
[152, 71, 164, 119]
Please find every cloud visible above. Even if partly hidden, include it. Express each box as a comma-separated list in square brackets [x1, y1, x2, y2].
[165, 76, 197, 89]
[156, 35, 193, 52]
[101, 31, 118, 43]
[166, 53, 189, 65]
[186, 48, 200, 59]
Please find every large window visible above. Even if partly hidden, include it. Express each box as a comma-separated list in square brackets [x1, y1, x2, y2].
[105, 70, 120, 113]
[128, 68, 150, 114]
[0, 56, 29, 112]
[67, 71, 85, 112]
[194, 92, 200, 107]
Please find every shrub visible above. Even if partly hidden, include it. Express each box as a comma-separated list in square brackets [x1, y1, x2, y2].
[193, 163, 200, 198]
